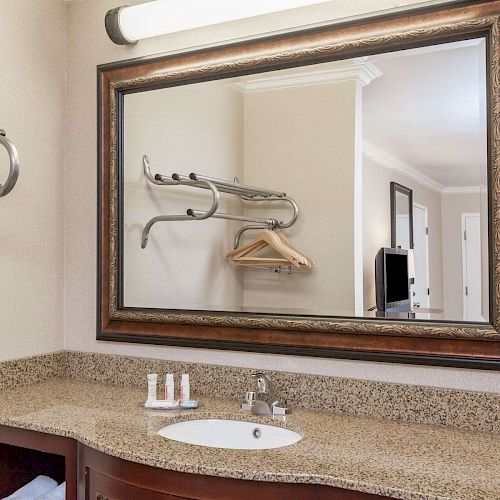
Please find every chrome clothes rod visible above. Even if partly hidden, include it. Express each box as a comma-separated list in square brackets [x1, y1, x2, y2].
[0, 130, 19, 198]
[141, 155, 299, 249]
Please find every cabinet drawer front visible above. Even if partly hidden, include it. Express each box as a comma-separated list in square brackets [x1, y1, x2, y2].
[87, 469, 183, 499]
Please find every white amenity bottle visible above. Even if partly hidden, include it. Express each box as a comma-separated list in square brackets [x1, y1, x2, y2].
[146, 374, 158, 405]
[165, 373, 175, 401]
[180, 373, 190, 402]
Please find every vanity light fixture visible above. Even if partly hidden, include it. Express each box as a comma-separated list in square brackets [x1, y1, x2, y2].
[105, 0, 330, 45]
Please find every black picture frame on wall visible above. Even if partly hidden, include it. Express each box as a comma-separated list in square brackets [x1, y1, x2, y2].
[390, 182, 414, 250]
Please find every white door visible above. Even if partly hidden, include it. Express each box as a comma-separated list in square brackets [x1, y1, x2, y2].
[413, 203, 430, 311]
[462, 213, 482, 321]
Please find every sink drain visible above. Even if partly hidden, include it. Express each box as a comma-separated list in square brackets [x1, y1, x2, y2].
[252, 427, 262, 439]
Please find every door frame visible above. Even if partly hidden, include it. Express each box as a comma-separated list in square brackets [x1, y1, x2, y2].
[413, 202, 430, 309]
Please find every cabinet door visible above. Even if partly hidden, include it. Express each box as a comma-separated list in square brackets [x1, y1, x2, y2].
[80, 445, 387, 500]
[87, 469, 188, 500]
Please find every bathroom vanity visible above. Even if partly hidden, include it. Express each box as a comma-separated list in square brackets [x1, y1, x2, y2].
[0, 387, 390, 499]
[0, 365, 498, 500]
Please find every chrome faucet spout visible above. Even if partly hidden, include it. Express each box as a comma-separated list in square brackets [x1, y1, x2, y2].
[240, 372, 284, 416]
[252, 372, 279, 408]
[240, 372, 290, 416]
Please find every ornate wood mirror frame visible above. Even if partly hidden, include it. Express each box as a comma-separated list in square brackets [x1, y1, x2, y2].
[98, 0, 500, 369]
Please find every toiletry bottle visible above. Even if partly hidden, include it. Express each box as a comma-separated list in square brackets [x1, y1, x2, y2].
[147, 374, 158, 404]
[165, 373, 175, 401]
[180, 374, 190, 402]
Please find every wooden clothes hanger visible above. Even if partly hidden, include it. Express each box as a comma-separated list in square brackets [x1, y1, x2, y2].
[226, 230, 313, 269]
[276, 232, 314, 268]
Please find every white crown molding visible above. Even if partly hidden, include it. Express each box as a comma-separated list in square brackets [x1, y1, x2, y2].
[442, 186, 484, 194]
[362, 142, 485, 195]
[231, 58, 382, 93]
[362, 141, 444, 193]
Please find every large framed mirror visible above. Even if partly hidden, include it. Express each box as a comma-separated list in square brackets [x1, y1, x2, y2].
[98, 0, 500, 368]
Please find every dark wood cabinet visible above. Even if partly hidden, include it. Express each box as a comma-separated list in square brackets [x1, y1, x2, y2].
[0, 426, 387, 500]
[0, 425, 77, 499]
[80, 445, 387, 500]
[86, 470, 181, 500]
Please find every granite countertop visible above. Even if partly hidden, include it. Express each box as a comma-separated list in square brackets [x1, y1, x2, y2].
[0, 378, 498, 500]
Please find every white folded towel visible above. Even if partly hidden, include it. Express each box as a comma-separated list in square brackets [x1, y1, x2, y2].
[35, 482, 66, 500]
[4, 475, 58, 499]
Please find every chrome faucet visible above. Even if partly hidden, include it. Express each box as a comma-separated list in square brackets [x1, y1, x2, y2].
[241, 372, 290, 416]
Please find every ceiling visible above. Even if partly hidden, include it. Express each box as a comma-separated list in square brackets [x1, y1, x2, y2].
[363, 39, 487, 190]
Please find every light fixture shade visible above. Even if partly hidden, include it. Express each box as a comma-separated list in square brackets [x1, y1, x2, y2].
[106, 0, 330, 45]
[105, 6, 135, 45]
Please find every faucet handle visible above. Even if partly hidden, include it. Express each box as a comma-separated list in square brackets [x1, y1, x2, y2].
[245, 391, 256, 403]
[240, 391, 256, 413]
[272, 402, 291, 416]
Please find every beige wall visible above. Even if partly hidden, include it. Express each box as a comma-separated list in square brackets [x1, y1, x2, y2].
[0, 0, 66, 361]
[362, 158, 391, 310]
[124, 76, 364, 316]
[62, 0, 500, 393]
[242, 82, 362, 315]
[123, 83, 244, 310]
[363, 158, 444, 312]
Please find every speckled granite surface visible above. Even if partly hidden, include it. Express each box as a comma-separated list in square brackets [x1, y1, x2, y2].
[0, 379, 498, 500]
[1, 351, 499, 434]
[0, 352, 65, 391]
[63, 351, 500, 433]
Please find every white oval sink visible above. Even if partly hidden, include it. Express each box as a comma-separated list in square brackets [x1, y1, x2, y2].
[157, 419, 302, 450]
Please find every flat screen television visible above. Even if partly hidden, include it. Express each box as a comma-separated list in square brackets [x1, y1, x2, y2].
[375, 247, 410, 312]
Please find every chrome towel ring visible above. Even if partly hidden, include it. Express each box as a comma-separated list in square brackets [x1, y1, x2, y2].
[0, 130, 19, 198]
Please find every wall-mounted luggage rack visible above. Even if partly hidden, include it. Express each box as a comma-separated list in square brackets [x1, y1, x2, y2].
[141, 155, 299, 249]
[0, 130, 20, 198]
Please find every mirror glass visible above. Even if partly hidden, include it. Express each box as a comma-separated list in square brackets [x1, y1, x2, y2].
[122, 38, 488, 323]
[392, 183, 413, 250]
